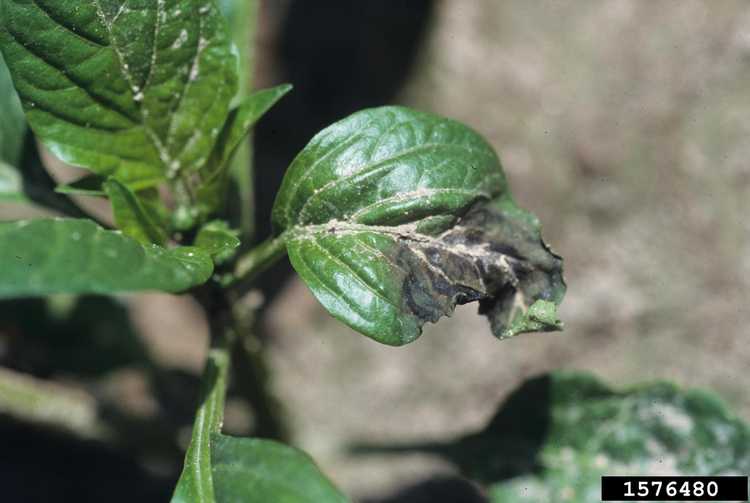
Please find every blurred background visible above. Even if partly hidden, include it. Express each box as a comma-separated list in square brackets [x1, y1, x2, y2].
[1, 1, 748, 502]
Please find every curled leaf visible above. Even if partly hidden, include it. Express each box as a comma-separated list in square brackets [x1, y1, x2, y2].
[195, 220, 241, 264]
[103, 178, 169, 245]
[273, 106, 565, 345]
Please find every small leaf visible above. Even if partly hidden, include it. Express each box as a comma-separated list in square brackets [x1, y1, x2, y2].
[55, 175, 107, 197]
[103, 178, 169, 245]
[0, 0, 237, 185]
[211, 434, 349, 503]
[212, 84, 293, 170]
[272, 106, 565, 345]
[196, 84, 292, 214]
[195, 220, 240, 264]
[0, 219, 212, 297]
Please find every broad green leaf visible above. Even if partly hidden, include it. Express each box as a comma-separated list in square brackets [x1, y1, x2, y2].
[103, 178, 168, 245]
[211, 435, 349, 503]
[0, 218, 212, 297]
[55, 175, 107, 196]
[173, 434, 350, 503]
[0, 0, 237, 185]
[195, 220, 240, 264]
[0, 51, 26, 200]
[272, 106, 565, 345]
[197, 84, 292, 215]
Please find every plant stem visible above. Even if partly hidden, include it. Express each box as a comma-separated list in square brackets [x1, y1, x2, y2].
[232, 233, 287, 285]
[230, 0, 259, 238]
[172, 291, 233, 503]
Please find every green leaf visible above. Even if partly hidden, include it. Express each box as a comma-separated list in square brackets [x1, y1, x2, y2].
[195, 220, 240, 264]
[103, 177, 169, 245]
[196, 84, 292, 215]
[173, 434, 350, 503]
[484, 373, 750, 501]
[211, 435, 349, 503]
[212, 84, 292, 170]
[172, 338, 347, 503]
[0, 218, 212, 297]
[0, 50, 26, 200]
[272, 106, 565, 345]
[0, 0, 237, 185]
[0, 51, 25, 168]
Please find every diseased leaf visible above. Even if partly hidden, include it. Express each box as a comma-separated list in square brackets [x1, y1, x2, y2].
[0, 218, 212, 297]
[194, 220, 240, 264]
[272, 106, 565, 345]
[103, 178, 168, 245]
[484, 373, 750, 502]
[0, 0, 237, 185]
[197, 84, 292, 215]
[211, 435, 349, 503]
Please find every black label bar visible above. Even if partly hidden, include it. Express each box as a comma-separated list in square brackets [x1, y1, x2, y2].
[601, 476, 748, 501]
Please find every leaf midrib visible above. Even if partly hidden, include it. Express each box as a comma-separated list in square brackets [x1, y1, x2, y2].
[92, 0, 171, 167]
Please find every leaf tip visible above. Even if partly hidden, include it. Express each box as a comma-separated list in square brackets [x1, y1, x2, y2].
[496, 299, 563, 340]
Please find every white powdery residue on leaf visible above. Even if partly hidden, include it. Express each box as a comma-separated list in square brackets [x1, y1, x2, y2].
[172, 29, 189, 49]
[189, 38, 209, 81]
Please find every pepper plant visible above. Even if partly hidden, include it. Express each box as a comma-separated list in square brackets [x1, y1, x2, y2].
[0, 1, 566, 501]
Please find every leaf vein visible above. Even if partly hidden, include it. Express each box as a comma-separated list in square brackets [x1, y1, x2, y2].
[5, 27, 138, 124]
[29, 0, 109, 48]
[297, 142, 493, 223]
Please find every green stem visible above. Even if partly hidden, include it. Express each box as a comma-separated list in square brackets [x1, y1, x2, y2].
[230, 0, 259, 238]
[171, 302, 233, 503]
[232, 233, 287, 285]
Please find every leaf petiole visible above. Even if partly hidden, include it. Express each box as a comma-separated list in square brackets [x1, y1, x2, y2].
[231, 233, 288, 286]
